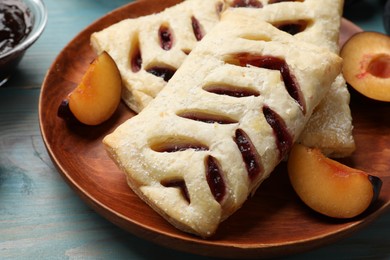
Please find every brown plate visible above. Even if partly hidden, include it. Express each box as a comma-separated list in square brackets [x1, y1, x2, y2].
[39, 0, 390, 258]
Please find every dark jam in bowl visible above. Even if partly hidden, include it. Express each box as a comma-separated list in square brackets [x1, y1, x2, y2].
[0, 0, 33, 55]
[0, 0, 34, 84]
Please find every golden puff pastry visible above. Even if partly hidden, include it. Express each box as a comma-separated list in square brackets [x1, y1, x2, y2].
[92, 0, 355, 158]
[91, 0, 224, 113]
[225, 0, 355, 157]
[103, 12, 342, 238]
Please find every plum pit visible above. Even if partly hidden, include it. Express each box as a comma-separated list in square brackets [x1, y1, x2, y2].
[367, 54, 390, 79]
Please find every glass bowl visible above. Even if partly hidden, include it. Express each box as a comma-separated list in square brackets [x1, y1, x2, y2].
[0, 0, 47, 86]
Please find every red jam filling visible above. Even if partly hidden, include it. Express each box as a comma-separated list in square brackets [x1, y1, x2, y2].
[234, 129, 263, 181]
[206, 156, 226, 203]
[131, 48, 142, 72]
[191, 16, 204, 41]
[162, 179, 190, 203]
[263, 106, 293, 159]
[146, 67, 176, 81]
[231, 0, 263, 8]
[159, 25, 173, 51]
[274, 20, 308, 35]
[177, 111, 238, 124]
[203, 84, 260, 97]
[269, 0, 304, 3]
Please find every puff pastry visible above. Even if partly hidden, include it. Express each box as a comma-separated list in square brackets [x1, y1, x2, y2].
[103, 11, 342, 237]
[91, 0, 224, 113]
[226, 0, 355, 157]
[91, 0, 355, 158]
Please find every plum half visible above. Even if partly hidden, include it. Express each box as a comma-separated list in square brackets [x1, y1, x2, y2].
[340, 31, 390, 102]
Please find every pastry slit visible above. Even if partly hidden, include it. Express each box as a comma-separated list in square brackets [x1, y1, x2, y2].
[239, 34, 272, 42]
[206, 156, 226, 203]
[230, 54, 305, 114]
[161, 179, 191, 203]
[263, 105, 293, 159]
[130, 36, 142, 73]
[177, 110, 238, 124]
[145, 65, 176, 82]
[191, 16, 204, 41]
[231, 0, 263, 8]
[100, 2, 345, 237]
[272, 19, 310, 35]
[150, 136, 209, 152]
[203, 84, 260, 98]
[234, 129, 263, 181]
[158, 24, 173, 51]
[93, 0, 355, 158]
[268, 0, 304, 4]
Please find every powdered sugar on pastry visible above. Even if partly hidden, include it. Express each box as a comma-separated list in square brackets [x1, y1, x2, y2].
[103, 12, 342, 237]
[91, 0, 224, 113]
[226, 0, 355, 157]
[92, 0, 355, 158]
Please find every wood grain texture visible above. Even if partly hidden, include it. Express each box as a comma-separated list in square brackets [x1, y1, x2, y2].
[1, 0, 390, 259]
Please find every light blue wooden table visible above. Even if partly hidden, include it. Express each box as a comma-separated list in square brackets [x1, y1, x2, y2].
[1, 0, 389, 259]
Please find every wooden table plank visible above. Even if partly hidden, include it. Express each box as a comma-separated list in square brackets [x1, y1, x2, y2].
[1, 0, 389, 259]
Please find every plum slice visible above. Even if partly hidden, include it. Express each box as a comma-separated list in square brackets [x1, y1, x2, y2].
[288, 144, 383, 218]
[58, 52, 122, 126]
